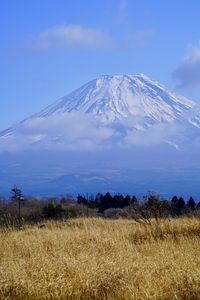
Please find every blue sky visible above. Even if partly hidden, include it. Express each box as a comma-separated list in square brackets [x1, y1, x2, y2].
[1, 0, 200, 131]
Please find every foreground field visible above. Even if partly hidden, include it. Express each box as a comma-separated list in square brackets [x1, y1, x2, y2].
[0, 218, 200, 299]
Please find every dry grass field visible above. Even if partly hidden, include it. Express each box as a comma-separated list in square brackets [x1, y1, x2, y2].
[0, 217, 200, 299]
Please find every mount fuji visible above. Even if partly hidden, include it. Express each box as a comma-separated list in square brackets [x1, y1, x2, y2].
[1, 74, 200, 196]
[36, 73, 199, 125]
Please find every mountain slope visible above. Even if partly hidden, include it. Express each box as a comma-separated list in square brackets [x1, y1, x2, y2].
[1, 73, 200, 148]
[1, 74, 200, 196]
[33, 73, 199, 127]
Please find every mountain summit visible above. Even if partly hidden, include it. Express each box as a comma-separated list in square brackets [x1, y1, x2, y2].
[1, 74, 200, 196]
[34, 73, 199, 129]
[1, 73, 200, 144]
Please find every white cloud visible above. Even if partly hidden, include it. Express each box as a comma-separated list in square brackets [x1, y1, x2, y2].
[121, 123, 186, 148]
[0, 113, 115, 152]
[172, 42, 200, 90]
[27, 23, 155, 52]
[0, 112, 195, 153]
[31, 25, 116, 51]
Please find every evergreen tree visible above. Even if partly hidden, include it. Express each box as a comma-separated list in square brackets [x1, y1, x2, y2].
[187, 197, 196, 211]
[102, 192, 113, 210]
[96, 192, 115, 212]
[77, 194, 88, 206]
[113, 194, 124, 208]
[123, 195, 131, 207]
[176, 197, 186, 215]
[11, 185, 25, 223]
[171, 196, 178, 213]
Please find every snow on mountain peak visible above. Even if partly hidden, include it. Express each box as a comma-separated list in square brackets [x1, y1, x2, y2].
[1, 74, 200, 195]
[35, 73, 198, 128]
[1, 73, 200, 149]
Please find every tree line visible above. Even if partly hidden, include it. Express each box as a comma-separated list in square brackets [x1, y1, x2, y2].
[78, 192, 199, 212]
[0, 187, 200, 227]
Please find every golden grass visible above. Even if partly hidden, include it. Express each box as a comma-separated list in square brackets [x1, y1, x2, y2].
[0, 217, 200, 299]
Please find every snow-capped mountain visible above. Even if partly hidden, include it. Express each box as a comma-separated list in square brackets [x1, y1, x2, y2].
[1, 73, 200, 140]
[1, 73, 200, 153]
[1, 73, 200, 196]
[33, 73, 200, 127]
